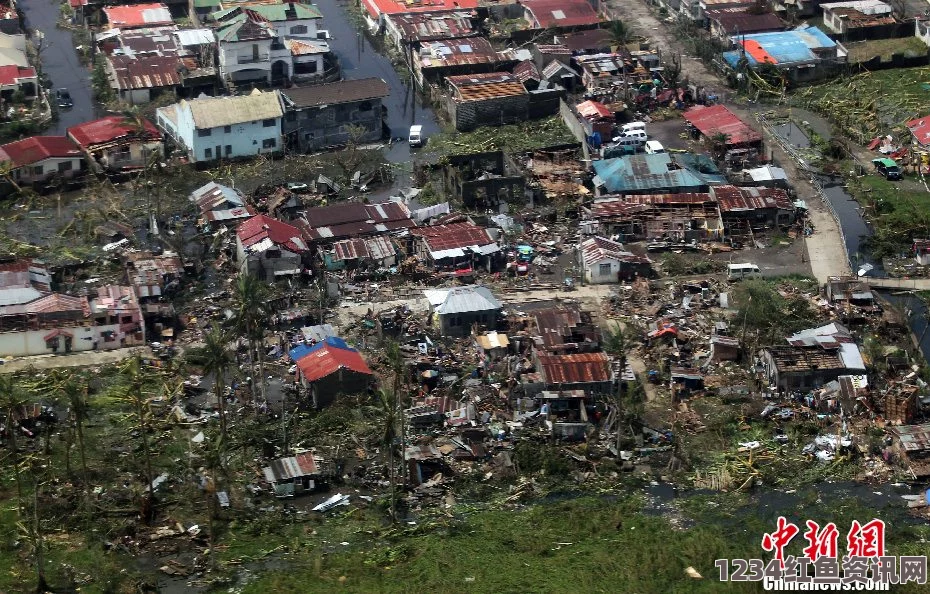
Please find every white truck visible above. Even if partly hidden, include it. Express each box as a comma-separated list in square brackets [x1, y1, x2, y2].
[409, 125, 424, 147]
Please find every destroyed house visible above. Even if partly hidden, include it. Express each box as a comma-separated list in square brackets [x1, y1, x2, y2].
[712, 185, 796, 228]
[443, 151, 525, 209]
[588, 193, 723, 242]
[67, 116, 164, 174]
[824, 276, 876, 309]
[262, 451, 323, 497]
[236, 214, 308, 280]
[281, 78, 390, 152]
[295, 341, 373, 408]
[530, 306, 600, 354]
[529, 352, 614, 395]
[323, 236, 397, 270]
[383, 11, 480, 52]
[591, 153, 726, 195]
[409, 222, 499, 271]
[761, 323, 866, 391]
[105, 53, 184, 106]
[424, 285, 503, 337]
[821, 1, 894, 36]
[536, 390, 590, 441]
[891, 423, 930, 478]
[580, 236, 651, 283]
[297, 201, 415, 242]
[445, 72, 530, 132]
[189, 181, 255, 227]
[124, 251, 184, 302]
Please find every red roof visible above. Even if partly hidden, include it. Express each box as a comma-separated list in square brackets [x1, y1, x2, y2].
[536, 352, 612, 384]
[683, 104, 762, 147]
[361, 0, 478, 19]
[521, 0, 600, 28]
[713, 185, 794, 212]
[296, 344, 373, 382]
[410, 222, 494, 252]
[68, 0, 88, 6]
[0, 136, 83, 168]
[103, 3, 172, 28]
[0, 65, 36, 86]
[907, 116, 930, 147]
[576, 100, 611, 120]
[237, 214, 308, 253]
[68, 115, 161, 148]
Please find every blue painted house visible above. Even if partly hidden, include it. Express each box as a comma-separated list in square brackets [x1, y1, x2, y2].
[155, 89, 284, 163]
[721, 26, 845, 82]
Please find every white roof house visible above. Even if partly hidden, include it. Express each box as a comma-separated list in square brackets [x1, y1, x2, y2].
[423, 286, 502, 315]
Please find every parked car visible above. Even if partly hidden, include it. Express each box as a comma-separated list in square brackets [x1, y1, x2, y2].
[872, 158, 902, 180]
[286, 181, 310, 193]
[55, 88, 73, 109]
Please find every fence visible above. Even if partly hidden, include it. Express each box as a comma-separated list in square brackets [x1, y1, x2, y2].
[755, 112, 853, 274]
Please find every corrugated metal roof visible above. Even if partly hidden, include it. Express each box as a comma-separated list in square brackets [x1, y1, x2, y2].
[296, 344, 373, 382]
[536, 352, 612, 384]
[576, 100, 611, 119]
[419, 37, 502, 68]
[892, 423, 930, 452]
[683, 104, 762, 147]
[713, 185, 794, 212]
[190, 181, 245, 213]
[446, 72, 527, 102]
[410, 222, 494, 252]
[0, 136, 82, 168]
[332, 236, 395, 261]
[237, 214, 307, 253]
[423, 286, 502, 315]
[109, 54, 183, 90]
[262, 452, 318, 483]
[388, 10, 478, 42]
[283, 78, 390, 108]
[173, 28, 215, 46]
[68, 115, 161, 148]
[523, 0, 600, 28]
[103, 4, 173, 28]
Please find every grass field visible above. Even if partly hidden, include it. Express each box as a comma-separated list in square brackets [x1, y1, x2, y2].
[846, 173, 930, 258]
[798, 67, 930, 143]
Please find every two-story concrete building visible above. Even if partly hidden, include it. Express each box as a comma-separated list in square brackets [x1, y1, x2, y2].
[155, 89, 284, 163]
[281, 77, 390, 151]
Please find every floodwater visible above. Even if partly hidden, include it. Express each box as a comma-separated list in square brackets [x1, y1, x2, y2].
[315, 0, 440, 156]
[19, 0, 97, 134]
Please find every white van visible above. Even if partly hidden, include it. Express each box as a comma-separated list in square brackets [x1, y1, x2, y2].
[409, 125, 423, 147]
[644, 140, 665, 154]
[622, 121, 647, 135]
[620, 130, 647, 142]
[727, 263, 762, 281]
[612, 136, 645, 152]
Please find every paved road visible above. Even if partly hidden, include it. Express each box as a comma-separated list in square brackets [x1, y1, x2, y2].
[19, 0, 97, 133]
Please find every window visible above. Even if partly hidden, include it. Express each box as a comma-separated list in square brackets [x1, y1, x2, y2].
[32, 165, 43, 176]
[358, 101, 372, 112]
[224, 125, 231, 133]
[262, 119, 275, 127]
[290, 25, 308, 34]
[204, 147, 213, 159]
[198, 128, 212, 137]
[225, 145, 232, 156]
[598, 263, 612, 277]
[285, 111, 297, 122]
[262, 138, 276, 149]
[58, 161, 73, 173]
[121, 315, 133, 324]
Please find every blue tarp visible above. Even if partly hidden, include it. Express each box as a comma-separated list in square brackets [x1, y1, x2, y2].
[723, 26, 836, 68]
[289, 336, 354, 362]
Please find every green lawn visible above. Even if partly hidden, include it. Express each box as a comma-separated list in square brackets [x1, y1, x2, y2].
[845, 37, 930, 64]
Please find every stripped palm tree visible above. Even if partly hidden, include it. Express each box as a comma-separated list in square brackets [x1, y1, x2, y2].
[377, 388, 400, 523]
[202, 323, 233, 442]
[231, 273, 270, 405]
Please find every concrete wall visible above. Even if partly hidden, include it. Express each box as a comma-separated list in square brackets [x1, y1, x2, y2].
[303, 368, 371, 408]
[13, 157, 85, 185]
[183, 115, 282, 162]
[0, 323, 143, 357]
[584, 257, 620, 284]
[236, 238, 302, 280]
[219, 39, 273, 82]
[438, 309, 499, 337]
[450, 94, 530, 132]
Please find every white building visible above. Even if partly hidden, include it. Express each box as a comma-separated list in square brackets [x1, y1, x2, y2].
[580, 236, 650, 284]
[155, 90, 284, 163]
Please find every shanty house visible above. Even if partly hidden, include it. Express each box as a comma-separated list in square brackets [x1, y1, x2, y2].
[262, 451, 324, 497]
[760, 322, 866, 391]
[294, 339, 373, 408]
[383, 11, 480, 53]
[591, 152, 726, 195]
[155, 90, 284, 163]
[189, 181, 255, 228]
[323, 236, 396, 271]
[424, 285, 503, 337]
[124, 251, 184, 301]
[711, 185, 796, 228]
[529, 306, 601, 354]
[580, 236, 650, 284]
[409, 222, 500, 271]
[281, 78, 390, 152]
[530, 352, 614, 395]
[297, 201, 415, 243]
[0, 136, 85, 188]
[236, 214, 308, 280]
[890, 423, 930, 478]
[103, 3, 173, 29]
[446, 72, 529, 132]
[67, 116, 163, 174]
[683, 104, 762, 150]
[589, 193, 724, 242]
[415, 37, 512, 86]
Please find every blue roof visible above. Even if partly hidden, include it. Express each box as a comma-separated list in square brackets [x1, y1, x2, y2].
[723, 26, 836, 68]
[289, 336, 354, 362]
[592, 153, 726, 194]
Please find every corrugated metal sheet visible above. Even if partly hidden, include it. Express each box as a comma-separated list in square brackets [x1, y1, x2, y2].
[423, 286, 502, 315]
[446, 72, 527, 102]
[683, 105, 762, 147]
[419, 38, 502, 68]
[296, 344, 373, 382]
[389, 11, 478, 43]
[713, 185, 794, 212]
[536, 352, 612, 384]
[332, 236, 395, 262]
[893, 423, 930, 453]
[262, 452, 318, 483]
[410, 222, 494, 252]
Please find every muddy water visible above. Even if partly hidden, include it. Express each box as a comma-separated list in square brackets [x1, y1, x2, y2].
[18, 0, 98, 134]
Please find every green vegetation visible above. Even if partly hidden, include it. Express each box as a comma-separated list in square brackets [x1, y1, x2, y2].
[659, 252, 724, 276]
[427, 117, 576, 160]
[846, 174, 930, 259]
[799, 67, 930, 143]
[732, 277, 819, 353]
[845, 37, 930, 64]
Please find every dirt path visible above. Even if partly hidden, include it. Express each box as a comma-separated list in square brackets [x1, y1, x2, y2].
[0, 346, 153, 373]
